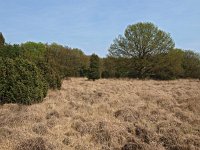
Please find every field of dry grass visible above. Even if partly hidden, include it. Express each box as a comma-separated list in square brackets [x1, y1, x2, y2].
[0, 78, 200, 150]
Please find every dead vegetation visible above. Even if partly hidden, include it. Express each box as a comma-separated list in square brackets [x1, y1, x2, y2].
[0, 78, 200, 150]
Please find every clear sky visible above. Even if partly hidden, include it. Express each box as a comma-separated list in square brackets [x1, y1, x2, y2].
[0, 0, 200, 56]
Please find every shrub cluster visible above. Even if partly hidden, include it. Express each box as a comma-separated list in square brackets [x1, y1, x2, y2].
[0, 58, 48, 104]
[0, 23, 200, 105]
[102, 49, 200, 80]
[36, 60, 61, 89]
[0, 35, 88, 104]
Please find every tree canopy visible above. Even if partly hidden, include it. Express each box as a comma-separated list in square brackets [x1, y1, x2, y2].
[108, 22, 177, 78]
[109, 22, 175, 59]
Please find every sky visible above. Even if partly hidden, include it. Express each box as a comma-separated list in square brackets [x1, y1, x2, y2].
[0, 0, 200, 57]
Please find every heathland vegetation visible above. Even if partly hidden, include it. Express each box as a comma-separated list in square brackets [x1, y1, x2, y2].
[0, 78, 200, 149]
[0, 22, 200, 150]
[0, 22, 200, 104]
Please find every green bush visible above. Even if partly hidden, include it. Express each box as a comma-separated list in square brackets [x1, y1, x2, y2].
[182, 50, 200, 78]
[149, 49, 184, 80]
[0, 57, 48, 104]
[101, 71, 110, 78]
[0, 44, 23, 59]
[36, 60, 61, 89]
[87, 54, 100, 81]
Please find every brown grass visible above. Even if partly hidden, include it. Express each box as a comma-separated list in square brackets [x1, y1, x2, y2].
[0, 78, 200, 150]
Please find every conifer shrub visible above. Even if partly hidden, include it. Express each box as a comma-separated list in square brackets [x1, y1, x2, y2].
[87, 54, 100, 81]
[36, 60, 61, 89]
[0, 57, 48, 104]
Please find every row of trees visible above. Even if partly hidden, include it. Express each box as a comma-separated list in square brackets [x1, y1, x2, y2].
[102, 22, 200, 80]
[0, 33, 91, 104]
[102, 49, 200, 80]
[0, 22, 199, 104]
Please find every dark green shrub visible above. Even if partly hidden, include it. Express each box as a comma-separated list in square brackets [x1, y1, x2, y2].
[127, 70, 138, 78]
[150, 49, 184, 80]
[87, 54, 100, 81]
[101, 71, 110, 78]
[79, 66, 88, 77]
[88, 69, 100, 81]
[0, 57, 48, 104]
[0, 32, 5, 47]
[182, 50, 200, 78]
[36, 60, 61, 89]
[0, 44, 23, 59]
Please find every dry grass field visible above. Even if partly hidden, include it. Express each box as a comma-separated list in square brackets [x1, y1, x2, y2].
[0, 78, 200, 150]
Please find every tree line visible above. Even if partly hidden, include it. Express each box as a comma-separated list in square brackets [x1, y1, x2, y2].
[0, 34, 90, 104]
[0, 22, 200, 104]
[104, 22, 200, 80]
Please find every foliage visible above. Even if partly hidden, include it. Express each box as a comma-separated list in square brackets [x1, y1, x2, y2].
[150, 49, 184, 80]
[102, 57, 131, 78]
[0, 25, 200, 106]
[0, 58, 48, 105]
[21, 42, 46, 61]
[45, 44, 89, 78]
[0, 44, 23, 59]
[109, 22, 174, 59]
[182, 50, 200, 78]
[101, 71, 110, 78]
[0, 32, 5, 47]
[108, 22, 175, 78]
[102, 57, 116, 78]
[36, 60, 61, 89]
[88, 54, 100, 81]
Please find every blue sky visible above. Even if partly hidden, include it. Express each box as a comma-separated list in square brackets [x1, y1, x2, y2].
[0, 0, 200, 56]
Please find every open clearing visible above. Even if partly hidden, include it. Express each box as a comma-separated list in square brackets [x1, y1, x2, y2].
[0, 78, 200, 150]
